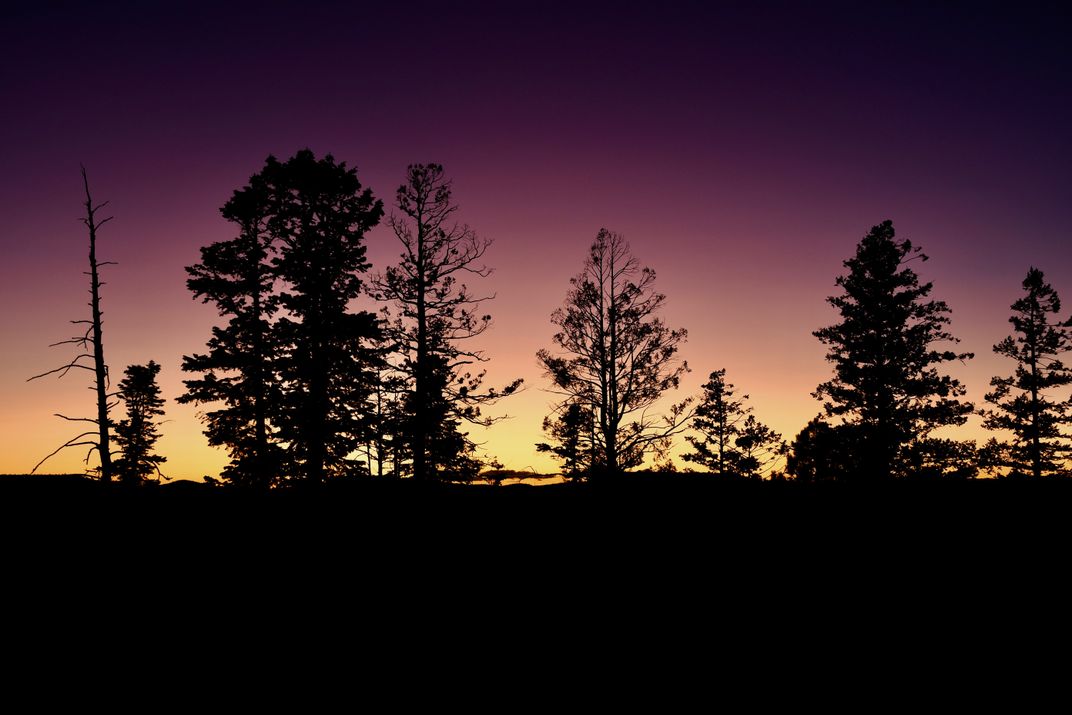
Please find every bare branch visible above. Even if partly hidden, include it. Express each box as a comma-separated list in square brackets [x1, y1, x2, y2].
[54, 413, 99, 423]
[31, 432, 98, 474]
[27, 361, 96, 381]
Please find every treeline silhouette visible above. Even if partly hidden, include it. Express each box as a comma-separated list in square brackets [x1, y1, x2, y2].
[29, 150, 1072, 485]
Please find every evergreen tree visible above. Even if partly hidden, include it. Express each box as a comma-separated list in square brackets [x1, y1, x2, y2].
[179, 172, 285, 487]
[683, 369, 746, 476]
[537, 400, 596, 479]
[537, 229, 692, 478]
[372, 164, 520, 481]
[786, 416, 853, 482]
[903, 437, 979, 479]
[113, 361, 167, 483]
[813, 220, 973, 479]
[733, 415, 788, 479]
[269, 150, 385, 483]
[980, 267, 1072, 478]
[683, 369, 785, 478]
[359, 356, 410, 478]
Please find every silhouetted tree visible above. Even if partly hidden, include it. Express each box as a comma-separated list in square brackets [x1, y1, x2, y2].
[28, 167, 117, 479]
[785, 416, 861, 482]
[179, 171, 285, 487]
[372, 164, 520, 481]
[903, 437, 979, 479]
[813, 220, 973, 480]
[683, 370, 743, 476]
[537, 400, 595, 479]
[359, 357, 410, 478]
[735, 416, 788, 479]
[980, 267, 1072, 478]
[113, 361, 167, 483]
[269, 150, 385, 483]
[682, 370, 786, 479]
[537, 229, 692, 478]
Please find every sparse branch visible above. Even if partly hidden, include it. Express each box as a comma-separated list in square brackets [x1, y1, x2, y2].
[373, 163, 519, 480]
[28, 166, 116, 479]
[31, 432, 98, 474]
[54, 413, 99, 423]
[27, 360, 96, 381]
[538, 229, 689, 477]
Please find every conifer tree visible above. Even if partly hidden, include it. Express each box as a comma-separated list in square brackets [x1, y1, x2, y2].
[683, 369, 785, 478]
[269, 150, 385, 483]
[813, 220, 973, 479]
[372, 164, 520, 481]
[537, 400, 595, 479]
[113, 361, 167, 483]
[359, 357, 410, 478]
[537, 229, 692, 478]
[179, 172, 285, 487]
[786, 416, 857, 482]
[980, 267, 1072, 478]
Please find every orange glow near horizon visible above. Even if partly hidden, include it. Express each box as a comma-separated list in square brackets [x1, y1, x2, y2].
[1, 213, 1046, 479]
[2, 4, 1069, 479]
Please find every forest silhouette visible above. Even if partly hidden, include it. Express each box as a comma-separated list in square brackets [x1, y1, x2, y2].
[20, 150, 1072, 498]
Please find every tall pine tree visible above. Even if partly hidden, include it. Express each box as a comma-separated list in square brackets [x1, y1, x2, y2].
[981, 267, 1072, 478]
[372, 164, 520, 481]
[179, 173, 285, 487]
[813, 220, 973, 480]
[537, 229, 692, 478]
[270, 150, 384, 483]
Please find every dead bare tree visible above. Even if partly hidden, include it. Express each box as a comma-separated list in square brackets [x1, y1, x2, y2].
[28, 166, 116, 479]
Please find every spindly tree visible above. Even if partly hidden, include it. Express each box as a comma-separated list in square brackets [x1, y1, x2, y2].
[980, 267, 1072, 478]
[537, 229, 692, 478]
[372, 164, 520, 481]
[29, 167, 116, 479]
[113, 361, 167, 483]
[358, 354, 410, 478]
[179, 171, 285, 487]
[813, 220, 973, 480]
[683, 369, 785, 478]
[266, 150, 385, 483]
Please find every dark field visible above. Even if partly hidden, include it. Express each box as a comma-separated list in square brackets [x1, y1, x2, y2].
[3, 473, 1065, 617]
[4, 472, 1069, 540]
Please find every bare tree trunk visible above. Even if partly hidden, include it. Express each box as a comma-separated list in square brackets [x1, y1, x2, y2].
[83, 167, 114, 482]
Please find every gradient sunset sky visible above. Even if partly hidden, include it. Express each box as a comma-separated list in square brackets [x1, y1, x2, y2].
[2, 1, 1070, 477]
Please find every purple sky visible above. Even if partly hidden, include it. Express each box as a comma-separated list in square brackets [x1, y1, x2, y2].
[2, 1, 1070, 476]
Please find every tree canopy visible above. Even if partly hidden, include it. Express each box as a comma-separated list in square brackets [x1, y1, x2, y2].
[179, 168, 284, 487]
[373, 164, 520, 481]
[813, 220, 973, 480]
[683, 369, 786, 479]
[537, 229, 691, 478]
[114, 361, 167, 484]
[981, 267, 1072, 478]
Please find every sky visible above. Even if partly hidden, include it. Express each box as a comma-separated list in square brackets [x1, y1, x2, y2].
[2, 1, 1070, 477]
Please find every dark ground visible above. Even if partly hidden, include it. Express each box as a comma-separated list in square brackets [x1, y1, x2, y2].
[2, 472, 1066, 665]
[3, 471, 1067, 545]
